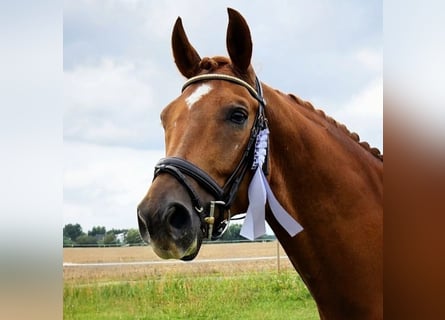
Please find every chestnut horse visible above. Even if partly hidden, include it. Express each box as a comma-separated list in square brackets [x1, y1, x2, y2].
[137, 8, 382, 320]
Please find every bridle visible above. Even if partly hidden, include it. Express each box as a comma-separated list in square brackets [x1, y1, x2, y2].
[153, 73, 268, 240]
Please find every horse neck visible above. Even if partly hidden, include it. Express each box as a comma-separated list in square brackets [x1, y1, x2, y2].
[263, 85, 383, 204]
[262, 85, 383, 318]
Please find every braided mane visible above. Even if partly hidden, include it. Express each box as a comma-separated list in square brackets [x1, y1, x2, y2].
[287, 93, 383, 161]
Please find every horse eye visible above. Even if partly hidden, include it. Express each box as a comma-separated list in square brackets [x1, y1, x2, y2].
[229, 109, 248, 125]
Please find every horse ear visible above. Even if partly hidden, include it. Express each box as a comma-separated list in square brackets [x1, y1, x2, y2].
[172, 17, 201, 78]
[226, 8, 252, 74]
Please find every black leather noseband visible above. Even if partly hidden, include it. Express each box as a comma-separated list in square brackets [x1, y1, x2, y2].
[154, 157, 224, 212]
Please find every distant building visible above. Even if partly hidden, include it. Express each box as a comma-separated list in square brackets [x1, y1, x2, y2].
[116, 232, 125, 244]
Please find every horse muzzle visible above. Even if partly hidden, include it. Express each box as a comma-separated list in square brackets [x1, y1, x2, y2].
[137, 196, 203, 260]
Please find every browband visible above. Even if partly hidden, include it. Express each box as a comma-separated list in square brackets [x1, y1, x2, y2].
[182, 73, 264, 103]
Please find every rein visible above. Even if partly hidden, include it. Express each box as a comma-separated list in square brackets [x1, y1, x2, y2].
[153, 74, 268, 240]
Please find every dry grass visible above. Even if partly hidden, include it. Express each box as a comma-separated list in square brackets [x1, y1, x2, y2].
[64, 241, 284, 262]
[63, 241, 294, 284]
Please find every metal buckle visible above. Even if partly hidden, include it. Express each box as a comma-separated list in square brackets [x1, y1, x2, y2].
[204, 201, 226, 240]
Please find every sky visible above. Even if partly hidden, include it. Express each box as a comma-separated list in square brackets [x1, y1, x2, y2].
[63, 0, 382, 232]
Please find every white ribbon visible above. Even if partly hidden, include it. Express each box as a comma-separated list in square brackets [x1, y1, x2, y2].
[240, 129, 303, 240]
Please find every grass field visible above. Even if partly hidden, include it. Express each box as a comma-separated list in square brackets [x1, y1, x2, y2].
[63, 242, 318, 319]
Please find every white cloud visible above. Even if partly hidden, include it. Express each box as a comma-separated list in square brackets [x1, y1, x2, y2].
[64, 58, 165, 148]
[333, 76, 383, 150]
[355, 48, 383, 72]
[64, 141, 164, 231]
[340, 77, 383, 117]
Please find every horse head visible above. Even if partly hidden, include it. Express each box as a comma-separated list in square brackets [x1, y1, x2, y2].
[137, 8, 264, 260]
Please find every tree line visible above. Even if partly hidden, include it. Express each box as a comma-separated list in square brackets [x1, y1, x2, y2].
[63, 223, 275, 247]
[63, 223, 143, 247]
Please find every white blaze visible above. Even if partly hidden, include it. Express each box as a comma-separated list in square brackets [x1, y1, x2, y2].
[185, 84, 212, 109]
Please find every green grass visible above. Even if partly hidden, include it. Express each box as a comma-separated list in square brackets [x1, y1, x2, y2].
[64, 271, 318, 319]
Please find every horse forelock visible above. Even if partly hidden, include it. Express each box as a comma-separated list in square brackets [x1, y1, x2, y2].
[287, 93, 383, 161]
[198, 56, 229, 71]
[196, 56, 256, 85]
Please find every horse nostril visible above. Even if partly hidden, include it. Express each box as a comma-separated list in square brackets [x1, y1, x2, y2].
[167, 204, 191, 231]
[137, 209, 148, 232]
